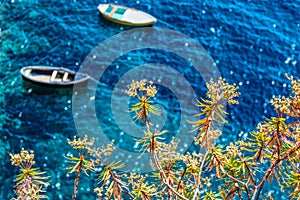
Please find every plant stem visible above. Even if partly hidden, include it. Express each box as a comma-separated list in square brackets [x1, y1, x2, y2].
[108, 168, 134, 199]
[192, 102, 220, 200]
[176, 167, 187, 191]
[252, 141, 300, 200]
[192, 151, 209, 200]
[213, 154, 248, 187]
[152, 151, 188, 200]
[72, 158, 83, 200]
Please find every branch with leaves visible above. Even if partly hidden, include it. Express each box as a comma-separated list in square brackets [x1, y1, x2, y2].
[203, 74, 300, 199]
[65, 135, 115, 200]
[94, 161, 134, 199]
[9, 74, 300, 200]
[10, 148, 50, 200]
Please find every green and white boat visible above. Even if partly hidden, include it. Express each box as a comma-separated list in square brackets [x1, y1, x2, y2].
[98, 4, 157, 26]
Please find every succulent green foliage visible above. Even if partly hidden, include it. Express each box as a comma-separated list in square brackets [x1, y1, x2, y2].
[9, 149, 49, 199]
[203, 75, 300, 199]
[11, 177, 49, 200]
[9, 75, 300, 200]
[94, 161, 131, 199]
[201, 191, 222, 200]
[136, 130, 168, 154]
[282, 171, 300, 199]
[14, 167, 49, 185]
[65, 155, 96, 176]
[128, 173, 157, 200]
[65, 135, 99, 176]
[66, 135, 116, 200]
[189, 77, 240, 148]
[125, 79, 161, 122]
[97, 162, 124, 184]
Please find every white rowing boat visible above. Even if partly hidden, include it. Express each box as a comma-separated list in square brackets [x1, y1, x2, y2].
[20, 66, 90, 87]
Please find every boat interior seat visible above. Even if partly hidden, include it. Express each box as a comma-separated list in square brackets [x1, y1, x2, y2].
[62, 72, 69, 81]
[109, 6, 119, 17]
[105, 5, 113, 14]
[112, 12, 124, 20]
[50, 70, 58, 82]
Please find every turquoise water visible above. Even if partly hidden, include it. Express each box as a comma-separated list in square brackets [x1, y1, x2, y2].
[0, 0, 299, 199]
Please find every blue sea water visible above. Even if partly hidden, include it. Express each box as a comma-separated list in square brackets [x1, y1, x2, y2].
[0, 0, 299, 199]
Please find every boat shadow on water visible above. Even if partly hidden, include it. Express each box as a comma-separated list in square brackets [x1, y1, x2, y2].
[22, 79, 89, 96]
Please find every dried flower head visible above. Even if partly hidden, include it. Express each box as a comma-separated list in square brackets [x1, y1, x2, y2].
[285, 74, 300, 96]
[67, 135, 95, 150]
[156, 138, 181, 166]
[270, 75, 300, 117]
[181, 152, 203, 168]
[225, 142, 241, 158]
[206, 77, 240, 105]
[125, 79, 157, 97]
[94, 187, 104, 198]
[203, 177, 212, 187]
[270, 96, 291, 114]
[88, 141, 116, 161]
[9, 148, 35, 167]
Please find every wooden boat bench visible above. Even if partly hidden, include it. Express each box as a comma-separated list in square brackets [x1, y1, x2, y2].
[50, 70, 58, 82]
[62, 72, 69, 82]
[109, 6, 119, 17]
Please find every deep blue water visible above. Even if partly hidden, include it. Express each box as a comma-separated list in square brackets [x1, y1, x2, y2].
[0, 0, 299, 199]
